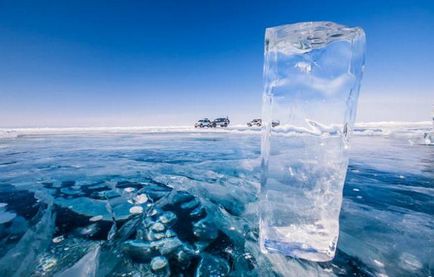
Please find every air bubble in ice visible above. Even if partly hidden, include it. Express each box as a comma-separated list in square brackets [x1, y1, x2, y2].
[295, 61, 312, 73]
[129, 206, 143, 214]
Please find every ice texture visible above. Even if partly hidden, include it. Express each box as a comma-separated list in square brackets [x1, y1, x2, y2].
[0, 131, 432, 276]
[261, 22, 366, 261]
[0, 205, 55, 276]
[55, 245, 100, 277]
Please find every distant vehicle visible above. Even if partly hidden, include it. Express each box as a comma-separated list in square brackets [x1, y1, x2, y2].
[212, 117, 230, 128]
[272, 120, 280, 127]
[247, 119, 262, 127]
[194, 118, 213, 128]
[247, 119, 280, 128]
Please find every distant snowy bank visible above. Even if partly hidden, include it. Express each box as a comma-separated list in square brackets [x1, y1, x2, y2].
[0, 121, 432, 139]
[353, 121, 432, 137]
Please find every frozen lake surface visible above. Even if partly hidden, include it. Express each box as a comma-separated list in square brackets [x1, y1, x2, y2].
[0, 125, 432, 276]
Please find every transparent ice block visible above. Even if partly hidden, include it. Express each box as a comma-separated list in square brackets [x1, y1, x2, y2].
[260, 22, 366, 262]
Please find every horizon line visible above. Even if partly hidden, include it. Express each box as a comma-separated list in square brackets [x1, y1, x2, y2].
[0, 120, 431, 132]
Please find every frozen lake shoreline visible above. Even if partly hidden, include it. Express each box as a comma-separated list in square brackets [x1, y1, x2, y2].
[0, 121, 431, 138]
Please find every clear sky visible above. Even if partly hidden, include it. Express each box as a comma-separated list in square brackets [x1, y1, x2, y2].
[0, 0, 433, 127]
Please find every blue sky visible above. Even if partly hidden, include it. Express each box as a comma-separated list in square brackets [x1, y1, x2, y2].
[0, 0, 433, 127]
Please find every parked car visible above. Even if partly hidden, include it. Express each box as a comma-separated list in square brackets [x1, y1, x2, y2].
[194, 118, 213, 128]
[212, 117, 230, 128]
[247, 119, 280, 127]
[247, 119, 262, 127]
